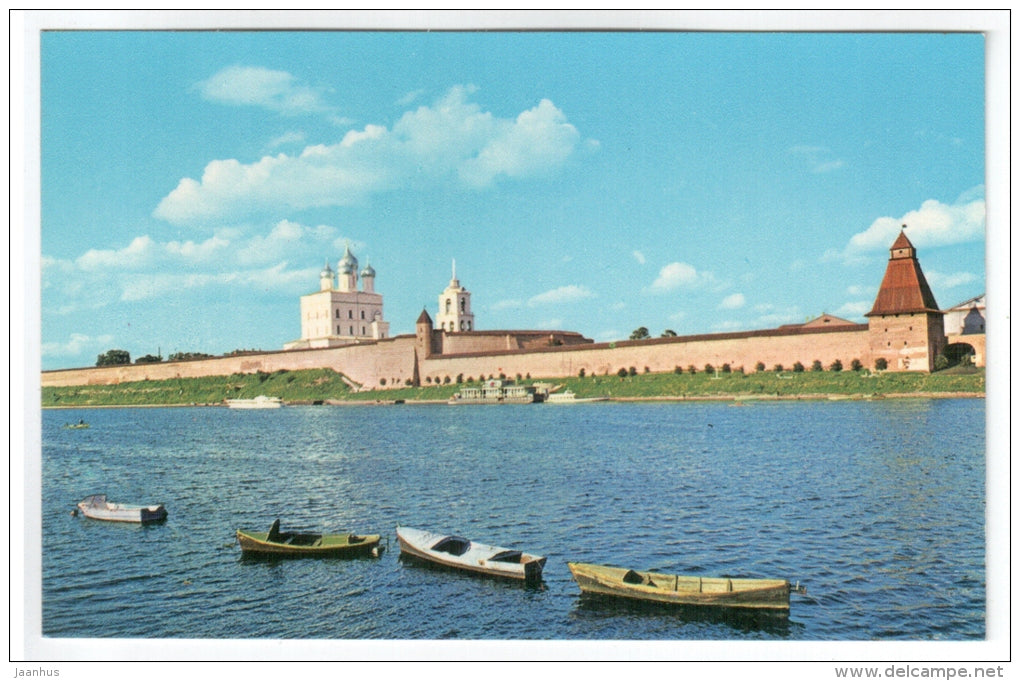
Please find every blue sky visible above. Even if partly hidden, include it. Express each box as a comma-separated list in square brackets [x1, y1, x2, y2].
[37, 28, 987, 370]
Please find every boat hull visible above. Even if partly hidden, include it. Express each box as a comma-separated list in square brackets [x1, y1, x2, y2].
[236, 529, 381, 557]
[76, 495, 167, 524]
[226, 396, 283, 409]
[568, 562, 791, 611]
[397, 527, 545, 583]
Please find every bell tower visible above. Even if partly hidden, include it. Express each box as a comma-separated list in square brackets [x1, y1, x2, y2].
[435, 259, 475, 333]
[866, 227, 946, 371]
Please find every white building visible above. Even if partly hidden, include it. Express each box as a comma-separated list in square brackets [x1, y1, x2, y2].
[284, 245, 390, 350]
[435, 259, 475, 333]
[943, 294, 985, 335]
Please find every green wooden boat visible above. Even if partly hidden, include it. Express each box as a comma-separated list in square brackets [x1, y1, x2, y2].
[237, 519, 382, 557]
[568, 562, 802, 611]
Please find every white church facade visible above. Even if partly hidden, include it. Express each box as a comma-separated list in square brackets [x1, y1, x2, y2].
[284, 245, 390, 350]
[435, 260, 475, 333]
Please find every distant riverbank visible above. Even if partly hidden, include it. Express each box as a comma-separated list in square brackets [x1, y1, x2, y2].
[41, 366, 984, 408]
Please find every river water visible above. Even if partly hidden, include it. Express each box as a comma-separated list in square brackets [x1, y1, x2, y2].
[40, 399, 985, 641]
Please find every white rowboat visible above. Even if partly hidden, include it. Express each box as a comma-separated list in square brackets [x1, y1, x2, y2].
[396, 526, 546, 583]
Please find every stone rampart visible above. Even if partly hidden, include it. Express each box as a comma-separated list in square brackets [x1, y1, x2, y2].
[42, 336, 419, 389]
[417, 325, 872, 384]
[43, 324, 879, 390]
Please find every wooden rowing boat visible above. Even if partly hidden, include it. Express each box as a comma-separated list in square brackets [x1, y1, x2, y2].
[236, 519, 382, 557]
[396, 526, 546, 583]
[567, 562, 799, 610]
[75, 494, 167, 524]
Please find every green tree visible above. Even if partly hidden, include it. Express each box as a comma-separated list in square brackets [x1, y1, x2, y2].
[829, 359, 843, 372]
[661, 329, 677, 338]
[811, 360, 824, 372]
[875, 358, 888, 371]
[793, 361, 805, 373]
[629, 326, 650, 340]
[96, 349, 131, 366]
[135, 354, 162, 364]
[934, 354, 949, 371]
[851, 359, 863, 372]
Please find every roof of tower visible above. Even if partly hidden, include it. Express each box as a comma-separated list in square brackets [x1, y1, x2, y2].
[360, 262, 376, 278]
[890, 230, 913, 251]
[416, 308, 433, 325]
[339, 244, 358, 273]
[866, 231, 941, 317]
[320, 261, 334, 277]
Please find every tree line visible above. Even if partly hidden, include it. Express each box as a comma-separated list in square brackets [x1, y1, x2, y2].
[95, 348, 264, 367]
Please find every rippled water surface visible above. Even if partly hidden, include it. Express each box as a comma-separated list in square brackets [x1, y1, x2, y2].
[42, 399, 985, 640]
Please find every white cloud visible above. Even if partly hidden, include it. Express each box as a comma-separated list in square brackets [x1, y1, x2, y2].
[266, 131, 307, 150]
[846, 284, 874, 297]
[77, 236, 156, 271]
[197, 66, 331, 115]
[41, 332, 114, 358]
[648, 262, 716, 292]
[925, 269, 979, 290]
[835, 301, 871, 319]
[76, 235, 230, 271]
[528, 285, 594, 306]
[237, 219, 337, 266]
[43, 221, 353, 308]
[752, 303, 802, 327]
[118, 263, 313, 302]
[839, 190, 985, 263]
[667, 310, 687, 323]
[789, 145, 845, 173]
[490, 299, 523, 311]
[155, 86, 587, 225]
[396, 89, 425, 106]
[632, 250, 646, 264]
[719, 293, 746, 310]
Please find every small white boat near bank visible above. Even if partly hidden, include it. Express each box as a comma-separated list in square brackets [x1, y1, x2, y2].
[545, 390, 609, 404]
[225, 395, 283, 409]
[75, 494, 167, 524]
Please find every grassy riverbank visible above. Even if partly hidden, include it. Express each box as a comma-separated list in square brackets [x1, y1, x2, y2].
[41, 366, 985, 407]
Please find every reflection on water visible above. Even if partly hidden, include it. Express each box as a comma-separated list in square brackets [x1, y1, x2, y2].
[571, 594, 800, 638]
[42, 399, 985, 640]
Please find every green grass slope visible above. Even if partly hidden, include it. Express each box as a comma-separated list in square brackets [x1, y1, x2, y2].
[42, 366, 984, 407]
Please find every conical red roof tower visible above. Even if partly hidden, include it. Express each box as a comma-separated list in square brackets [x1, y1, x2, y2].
[866, 229, 941, 317]
[866, 227, 945, 372]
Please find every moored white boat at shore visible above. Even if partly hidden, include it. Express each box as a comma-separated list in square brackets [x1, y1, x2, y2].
[225, 395, 283, 409]
[545, 389, 608, 404]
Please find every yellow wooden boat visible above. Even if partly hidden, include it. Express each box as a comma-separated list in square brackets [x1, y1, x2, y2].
[237, 519, 381, 557]
[567, 562, 800, 611]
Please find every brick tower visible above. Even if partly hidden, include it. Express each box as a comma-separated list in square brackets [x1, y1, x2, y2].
[866, 228, 945, 371]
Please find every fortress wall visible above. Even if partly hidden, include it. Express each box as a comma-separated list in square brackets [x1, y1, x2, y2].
[417, 326, 873, 384]
[437, 331, 592, 355]
[43, 326, 874, 390]
[42, 336, 419, 389]
[945, 333, 986, 367]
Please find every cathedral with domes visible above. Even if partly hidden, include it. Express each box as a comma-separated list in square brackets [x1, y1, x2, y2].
[284, 244, 390, 350]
